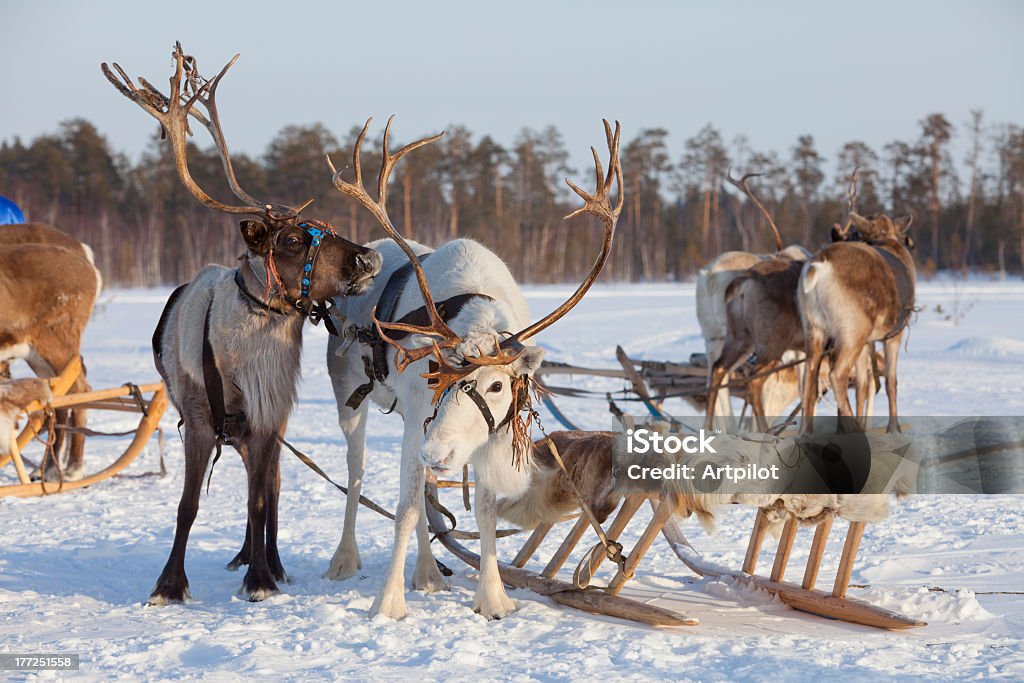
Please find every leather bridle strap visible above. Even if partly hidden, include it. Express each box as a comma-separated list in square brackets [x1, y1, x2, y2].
[452, 377, 523, 435]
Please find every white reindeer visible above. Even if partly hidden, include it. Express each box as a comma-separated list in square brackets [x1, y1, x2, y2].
[324, 118, 621, 619]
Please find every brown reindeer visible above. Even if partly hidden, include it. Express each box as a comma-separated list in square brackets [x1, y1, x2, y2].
[103, 43, 381, 604]
[697, 171, 811, 422]
[705, 255, 808, 432]
[0, 235, 100, 479]
[799, 212, 915, 434]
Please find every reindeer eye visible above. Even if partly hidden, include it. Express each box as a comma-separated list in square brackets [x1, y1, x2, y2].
[487, 381, 503, 393]
[285, 236, 301, 247]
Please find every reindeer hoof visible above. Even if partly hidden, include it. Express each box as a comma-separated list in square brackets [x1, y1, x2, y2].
[147, 582, 190, 606]
[324, 550, 361, 581]
[473, 595, 517, 620]
[246, 586, 280, 602]
[411, 560, 450, 593]
[225, 551, 248, 571]
[242, 569, 279, 602]
[368, 590, 407, 620]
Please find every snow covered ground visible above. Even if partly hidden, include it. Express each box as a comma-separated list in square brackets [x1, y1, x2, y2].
[2, 279, 1022, 681]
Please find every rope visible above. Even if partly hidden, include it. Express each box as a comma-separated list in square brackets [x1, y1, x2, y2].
[532, 411, 629, 589]
[278, 434, 521, 541]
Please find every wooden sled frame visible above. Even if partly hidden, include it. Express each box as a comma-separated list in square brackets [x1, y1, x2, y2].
[427, 487, 926, 631]
[1, 356, 169, 498]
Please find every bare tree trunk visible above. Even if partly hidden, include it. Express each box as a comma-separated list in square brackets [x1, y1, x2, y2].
[930, 144, 941, 268]
[962, 111, 983, 272]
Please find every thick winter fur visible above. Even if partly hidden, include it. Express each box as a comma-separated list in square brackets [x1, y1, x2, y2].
[497, 431, 620, 530]
[799, 213, 916, 433]
[326, 237, 544, 620]
[0, 237, 99, 480]
[0, 378, 51, 456]
[148, 220, 380, 606]
[696, 245, 810, 421]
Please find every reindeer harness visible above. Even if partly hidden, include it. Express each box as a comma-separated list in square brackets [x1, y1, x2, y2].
[870, 243, 916, 341]
[345, 254, 493, 409]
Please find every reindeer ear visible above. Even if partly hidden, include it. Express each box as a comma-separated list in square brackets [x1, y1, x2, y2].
[515, 346, 545, 375]
[240, 220, 271, 255]
[895, 215, 914, 233]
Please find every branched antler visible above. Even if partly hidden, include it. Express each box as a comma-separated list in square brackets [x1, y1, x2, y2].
[725, 169, 783, 252]
[834, 165, 861, 237]
[102, 42, 311, 222]
[330, 118, 622, 404]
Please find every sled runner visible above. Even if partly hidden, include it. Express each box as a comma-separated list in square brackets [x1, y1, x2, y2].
[0, 356, 168, 498]
[426, 484, 926, 630]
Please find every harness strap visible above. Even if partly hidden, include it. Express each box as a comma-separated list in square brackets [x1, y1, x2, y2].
[345, 253, 493, 409]
[872, 245, 916, 340]
[455, 377, 524, 435]
[201, 301, 246, 492]
[536, 433, 630, 588]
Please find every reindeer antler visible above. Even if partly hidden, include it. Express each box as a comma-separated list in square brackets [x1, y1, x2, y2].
[327, 118, 453, 370]
[833, 165, 861, 237]
[503, 120, 622, 346]
[330, 119, 622, 404]
[725, 169, 783, 252]
[102, 43, 311, 223]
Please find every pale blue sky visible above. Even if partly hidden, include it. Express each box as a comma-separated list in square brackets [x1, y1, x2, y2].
[2, 0, 1021, 179]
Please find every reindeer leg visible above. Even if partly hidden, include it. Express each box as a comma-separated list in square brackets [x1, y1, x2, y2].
[149, 421, 215, 605]
[829, 342, 861, 434]
[326, 400, 370, 580]
[265, 449, 287, 583]
[411, 490, 449, 592]
[882, 333, 903, 433]
[473, 484, 516, 619]
[240, 433, 280, 601]
[227, 449, 252, 570]
[369, 430, 425, 620]
[747, 362, 776, 433]
[801, 330, 826, 434]
[64, 372, 91, 480]
[854, 345, 872, 429]
[226, 524, 252, 570]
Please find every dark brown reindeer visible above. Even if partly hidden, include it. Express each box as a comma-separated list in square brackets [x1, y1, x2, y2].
[103, 44, 381, 603]
[703, 172, 811, 432]
[0, 226, 101, 479]
[799, 211, 915, 434]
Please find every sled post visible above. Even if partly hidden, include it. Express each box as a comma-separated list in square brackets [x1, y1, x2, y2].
[542, 516, 589, 578]
[742, 508, 771, 575]
[802, 516, 834, 590]
[833, 521, 865, 598]
[512, 523, 552, 568]
[769, 515, 799, 582]
[6, 435, 31, 484]
[608, 496, 673, 595]
[587, 495, 643, 576]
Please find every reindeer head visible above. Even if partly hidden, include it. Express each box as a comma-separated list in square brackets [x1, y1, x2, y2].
[239, 217, 381, 304]
[103, 43, 382, 316]
[330, 119, 622, 480]
[848, 212, 915, 249]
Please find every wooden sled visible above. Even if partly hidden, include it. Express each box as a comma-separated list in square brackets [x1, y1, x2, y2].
[1, 356, 168, 498]
[424, 485, 698, 628]
[428, 487, 926, 631]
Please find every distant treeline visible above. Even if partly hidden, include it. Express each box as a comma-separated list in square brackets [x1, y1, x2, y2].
[2, 112, 1023, 286]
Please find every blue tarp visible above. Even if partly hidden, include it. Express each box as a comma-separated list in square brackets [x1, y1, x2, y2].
[0, 195, 25, 225]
